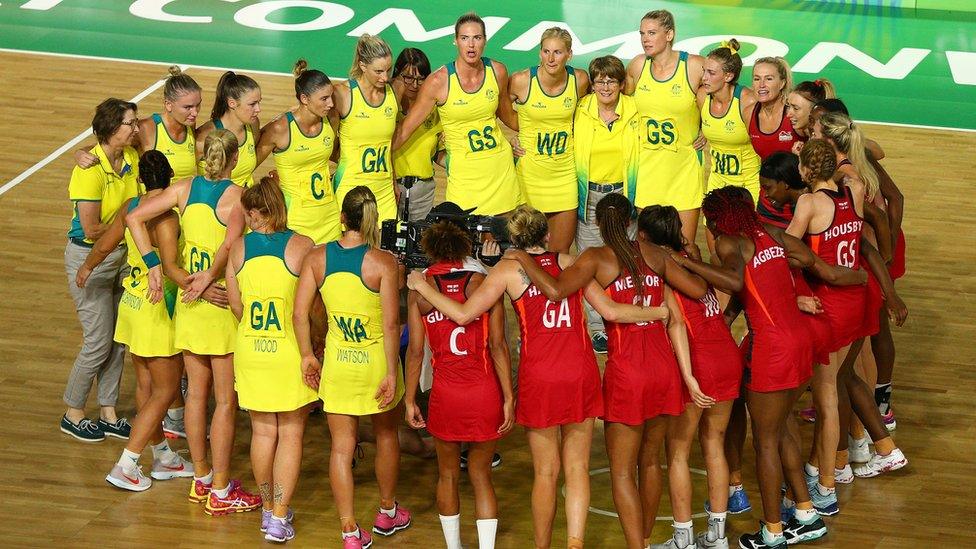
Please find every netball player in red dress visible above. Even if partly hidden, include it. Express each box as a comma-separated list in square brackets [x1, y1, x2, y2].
[750, 57, 800, 229]
[403, 221, 514, 549]
[407, 206, 663, 549]
[506, 195, 710, 548]
[638, 205, 743, 549]
[673, 186, 867, 547]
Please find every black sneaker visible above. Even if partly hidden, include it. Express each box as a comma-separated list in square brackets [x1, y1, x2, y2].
[60, 415, 105, 442]
[459, 450, 502, 470]
[783, 515, 827, 545]
[591, 331, 608, 354]
[98, 418, 131, 440]
[739, 525, 787, 549]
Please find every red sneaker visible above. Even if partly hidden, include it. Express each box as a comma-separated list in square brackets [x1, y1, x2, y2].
[204, 480, 262, 516]
[372, 502, 411, 536]
[188, 477, 212, 503]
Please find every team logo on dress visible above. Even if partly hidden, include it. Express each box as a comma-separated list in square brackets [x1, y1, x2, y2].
[423, 118, 434, 130]
[384, 106, 394, 118]
[485, 89, 496, 101]
[563, 97, 573, 108]
[725, 120, 736, 132]
[323, 136, 333, 147]
[629, 119, 639, 130]
[778, 130, 793, 142]
[247, 143, 255, 154]
[186, 142, 194, 153]
[671, 84, 682, 96]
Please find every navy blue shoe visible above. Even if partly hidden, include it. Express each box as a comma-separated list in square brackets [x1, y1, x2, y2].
[60, 415, 105, 442]
[706, 485, 752, 515]
[810, 486, 839, 516]
[98, 418, 131, 440]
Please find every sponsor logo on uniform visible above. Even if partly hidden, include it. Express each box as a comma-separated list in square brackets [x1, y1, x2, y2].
[532, 101, 546, 108]
[356, 111, 369, 119]
[778, 130, 794, 142]
[639, 84, 651, 92]
[295, 145, 310, 152]
[453, 99, 468, 106]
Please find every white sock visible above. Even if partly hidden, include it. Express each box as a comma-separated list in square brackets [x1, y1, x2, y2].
[380, 504, 397, 518]
[816, 483, 835, 496]
[804, 462, 820, 477]
[166, 407, 185, 420]
[213, 483, 231, 498]
[795, 507, 817, 523]
[341, 528, 360, 539]
[151, 439, 174, 460]
[195, 469, 214, 484]
[728, 483, 742, 497]
[476, 518, 497, 549]
[117, 448, 140, 470]
[438, 514, 462, 549]
[706, 510, 726, 539]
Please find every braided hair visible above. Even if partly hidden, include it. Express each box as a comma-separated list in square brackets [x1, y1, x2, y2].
[702, 186, 764, 241]
[595, 193, 643, 297]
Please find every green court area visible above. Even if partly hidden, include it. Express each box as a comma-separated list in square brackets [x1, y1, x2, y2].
[1, 0, 973, 129]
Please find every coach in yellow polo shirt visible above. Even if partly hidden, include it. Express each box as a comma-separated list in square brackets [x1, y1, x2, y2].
[61, 98, 142, 443]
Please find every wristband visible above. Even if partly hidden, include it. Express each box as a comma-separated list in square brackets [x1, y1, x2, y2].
[142, 251, 161, 269]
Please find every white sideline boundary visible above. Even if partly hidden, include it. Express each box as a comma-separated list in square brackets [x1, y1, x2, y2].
[0, 45, 973, 198]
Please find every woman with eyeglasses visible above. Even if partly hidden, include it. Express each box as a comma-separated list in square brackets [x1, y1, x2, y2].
[393, 12, 521, 216]
[507, 27, 590, 253]
[626, 9, 707, 247]
[195, 71, 263, 188]
[391, 47, 442, 221]
[61, 98, 143, 443]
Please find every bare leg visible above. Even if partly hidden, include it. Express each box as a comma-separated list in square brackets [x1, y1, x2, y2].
[434, 439, 462, 516]
[210, 353, 237, 489]
[678, 208, 701, 249]
[605, 421, 645, 549]
[638, 417, 670, 543]
[183, 351, 213, 475]
[467, 440, 500, 519]
[327, 413, 360, 533]
[666, 404, 704, 523]
[527, 426, 561, 549]
[273, 407, 310, 516]
[699, 401, 734, 513]
[250, 411, 278, 511]
[725, 396, 747, 487]
[562, 420, 595, 544]
[125, 354, 180, 454]
[372, 405, 402, 510]
[811, 346, 848, 489]
[746, 388, 793, 530]
[546, 209, 579, 254]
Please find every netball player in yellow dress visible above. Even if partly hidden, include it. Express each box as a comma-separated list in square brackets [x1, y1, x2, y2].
[256, 60, 341, 244]
[196, 71, 262, 187]
[225, 179, 317, 542]
[128, 130, 262, 515]
[508, 27, 590, 252]
[294, 186, 410, 548]
[76, 151, 193, 491]
[332, 34, 398, 223]
[394, 13, 521, 215]
[626, 10, 707, 246]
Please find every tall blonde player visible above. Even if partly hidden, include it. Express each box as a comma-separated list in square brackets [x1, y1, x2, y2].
[256, 60, 341, 244]
[226, 179, 318, 543]
[698, 40, 761, 204]
[196, 71, 262, 187]
[294, 186, 410, 549]
[626, 10, 706, 245]
[394, 12, 521, 215]
[128, 129, 262, 516]
[508, 27, 590, 252]
[333, 34, 398, 223]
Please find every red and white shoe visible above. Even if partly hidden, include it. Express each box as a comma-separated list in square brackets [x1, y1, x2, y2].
[204, 480, 262, 516]
[106, 464, 152, 492]
[373, 502, 411, 536]
[342, 527, 372, 549]
[853, 448, 908, 478]
[188, 477, 213, 503]
[151, 453, 194, 480]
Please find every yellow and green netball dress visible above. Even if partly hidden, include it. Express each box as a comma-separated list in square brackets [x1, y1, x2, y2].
[701, 85, 761, 203]
[274, 112, 341, 244]
[393, 107, 440, 180]
[151, 113, 196, 181]
[113, 197, 179, 358]
[174, 176, 237, 355]
[633, 52, 704, 211]
[516, 66, 578, 213]
[199, 120, 257, 187]
[335, 81, 398, 222]
[233, 230, 318, 412]
[438, 57, 521, 215]
[318, 242, 404, 415]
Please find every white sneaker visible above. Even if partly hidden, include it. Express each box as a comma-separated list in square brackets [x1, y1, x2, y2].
[834, 464, 854, 484]
[162, 414, 186, 439]
[650, 527, 698, 549]
[853, 448, 907, 478]
[106, 464, 152, 492]
[848, 435, 871, 463]
[151, 452, 195, 480]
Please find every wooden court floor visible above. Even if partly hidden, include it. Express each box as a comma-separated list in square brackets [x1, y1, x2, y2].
[0, 51, 973, 548]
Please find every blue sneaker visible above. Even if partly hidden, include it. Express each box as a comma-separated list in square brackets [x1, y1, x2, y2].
[706, 485, 752, 515]
[810, 486, 839, 516]
[98, 417, 131, 440]
[803, 467, 819, 492]
[60, 415, 105, 442]
[780, 501, 795, 524]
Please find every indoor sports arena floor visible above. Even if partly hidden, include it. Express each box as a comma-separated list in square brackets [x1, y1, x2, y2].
[0, 1, 973, 547]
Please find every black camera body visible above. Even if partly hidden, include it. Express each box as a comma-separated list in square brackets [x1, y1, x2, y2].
[380, 212, 510, 268]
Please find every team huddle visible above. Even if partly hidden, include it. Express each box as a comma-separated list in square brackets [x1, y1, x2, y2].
[60, 9, 911, 549]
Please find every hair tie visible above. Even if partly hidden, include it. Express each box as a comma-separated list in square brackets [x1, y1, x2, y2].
[721, 40, 739, 55]
[814, 78, 824, 88]
[849, 121, 854, 129]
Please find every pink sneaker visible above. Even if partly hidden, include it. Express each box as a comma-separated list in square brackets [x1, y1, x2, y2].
[799, 406, 816, 423]
[372, 502, 411, 536]
[342, 526, 372, 549]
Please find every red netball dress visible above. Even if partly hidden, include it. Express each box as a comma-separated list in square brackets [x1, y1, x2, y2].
[511, 252, 603, 428]
[739, 231, 814, 392]
[748, 104, 802, 161]
[423, 270, 504, 442]
[804, 186, 867, 351]
[602, 252, 684, 424]
[674, 279, 743, 403]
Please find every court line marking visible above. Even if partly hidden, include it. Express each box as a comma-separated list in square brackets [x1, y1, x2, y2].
[0, 65, 187, 197]
[563, 466, 710, 520]
[3, 46, 974, 133]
